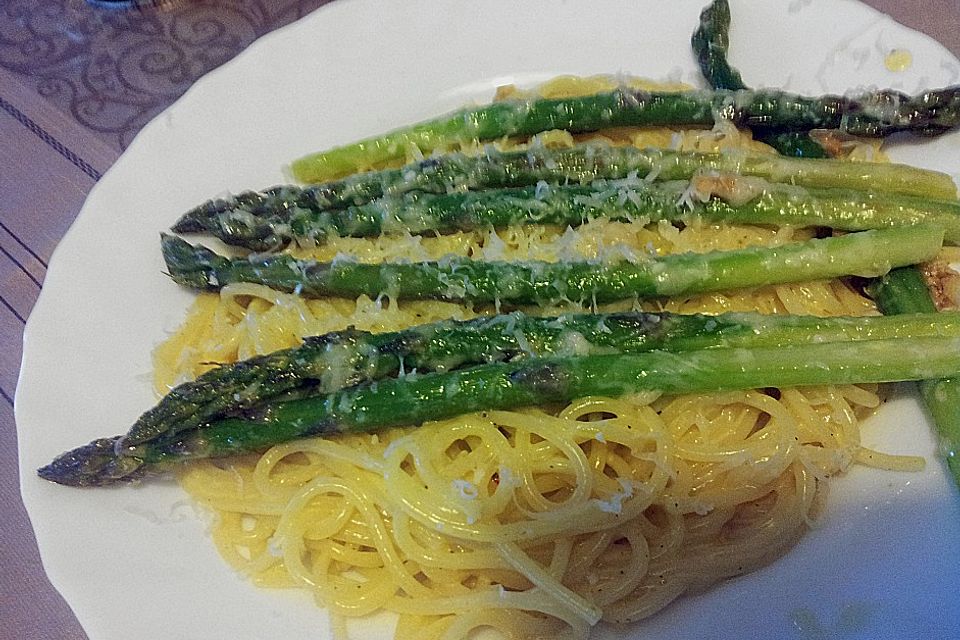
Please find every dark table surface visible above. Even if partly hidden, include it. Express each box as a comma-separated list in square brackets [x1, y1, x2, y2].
[2, 1, 959, 638]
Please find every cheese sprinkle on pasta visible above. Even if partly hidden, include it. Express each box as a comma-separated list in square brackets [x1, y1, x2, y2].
[157, 77, 914, 640]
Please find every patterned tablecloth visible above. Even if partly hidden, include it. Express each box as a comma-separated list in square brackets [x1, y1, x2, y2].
[2, 1, 958, 638]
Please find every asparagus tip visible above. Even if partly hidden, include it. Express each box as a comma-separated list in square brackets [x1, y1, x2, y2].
[160, 234, 226, 289]
[37, 436, 148, 487]
[170, 205, 217, 234]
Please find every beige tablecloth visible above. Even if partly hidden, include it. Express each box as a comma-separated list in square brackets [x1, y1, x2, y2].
[2, 1, 958, 638]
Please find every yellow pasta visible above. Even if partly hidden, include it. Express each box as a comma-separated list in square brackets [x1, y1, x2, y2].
[157, 77, 914, 640]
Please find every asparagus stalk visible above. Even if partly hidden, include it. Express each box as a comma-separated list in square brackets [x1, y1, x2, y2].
[125, 310, 712, 447]
[868, 267, 938, 316]
[219, 145, 960, 223]
[173, 177, 960, 250]
[868, 268, 960, 486]
[181, 145, 955, 235]
[121, 309, 960, 448]
[39, 335, 960, 486]
[162, 226, 943, 305]
[692, 0, 828, 158]
[917, 376, 960, 487]
[758, 133, 829, 159]
[691, 0, 746, 93]
[290, 85, 960, 181]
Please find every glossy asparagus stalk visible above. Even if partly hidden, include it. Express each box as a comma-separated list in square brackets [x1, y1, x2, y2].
[172, 177, 960, 250]
[123, 310, 744, 447]
[39, 335, 960, 486]
[691, 0, 746, 92]
[177, 145, 955, 237]
[161, 226, 943, 306]
[692, 0, 828, 158]
[869, 268, 960, 487]
[291, 85, 960, 181]
[121, 308, 960, 448]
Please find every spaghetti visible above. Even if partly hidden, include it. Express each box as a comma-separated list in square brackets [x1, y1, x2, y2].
[156, 77, 919, 639]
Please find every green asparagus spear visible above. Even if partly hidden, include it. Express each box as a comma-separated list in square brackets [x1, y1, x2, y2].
[39, 335, 960, 486]
[692, 0, 828, 158]
[691, 0, 746, 92]
[125, 311, 704, 447]
[162, 226, 943, 306]
[917, 376, 960, 487]
[758, 133, 829, 159]
[122, 308, 960, 448]
[173, 177, 960, 250]
[290, 84, 960, 181]
[868, 267, 938, 316]
[37, 436, 147, 487]
[176, 145, 955, 234]
[868, 268, 960, 487]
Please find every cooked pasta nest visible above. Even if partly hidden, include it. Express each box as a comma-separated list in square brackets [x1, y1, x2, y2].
[156, 76, 919, 640]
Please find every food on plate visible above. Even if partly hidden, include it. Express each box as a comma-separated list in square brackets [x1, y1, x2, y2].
[291, 81, 960, 182]
[37, 1, 960, 638]
[118, 309, 960, 448]
[291, 45, 960, 183]
[38, 309, 960, 487]
[174, 142, 957, 250]
[691, 0, 826, 157]
[160, 226, 942, 304]
[868, 266, 960, 482]
[171, 169, 960, 251]
[291, 79, 960, 182]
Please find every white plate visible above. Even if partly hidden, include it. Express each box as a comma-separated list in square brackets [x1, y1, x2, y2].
[16, 1, 960, 638]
